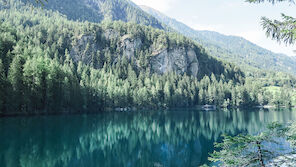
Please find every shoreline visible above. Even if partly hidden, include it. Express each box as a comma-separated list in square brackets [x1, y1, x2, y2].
[0, 105, 294, 118]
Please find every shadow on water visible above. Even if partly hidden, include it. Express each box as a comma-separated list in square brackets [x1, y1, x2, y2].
[0, 108, 295, 167]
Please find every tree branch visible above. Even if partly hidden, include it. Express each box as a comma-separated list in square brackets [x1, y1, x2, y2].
[261, 14, 296, 45]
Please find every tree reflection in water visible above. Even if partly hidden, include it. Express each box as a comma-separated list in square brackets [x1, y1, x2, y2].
[0, 108, 295, 167]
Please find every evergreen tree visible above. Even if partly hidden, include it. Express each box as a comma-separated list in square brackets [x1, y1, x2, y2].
[0, 60, 6, 112]
[7, 55, 24, 112]
[164, 81, 171, 107]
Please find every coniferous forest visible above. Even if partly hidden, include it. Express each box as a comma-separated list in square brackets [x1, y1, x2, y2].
[0, 0, 295, 115]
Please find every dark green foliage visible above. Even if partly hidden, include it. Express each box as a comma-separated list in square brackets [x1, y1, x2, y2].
[0, 59, 6, 112]
[209, 122, 289, 167]
[210, 134, 267, 166]
[7, 55, 24, 112]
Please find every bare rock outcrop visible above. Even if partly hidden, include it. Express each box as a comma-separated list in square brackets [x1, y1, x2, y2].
[150, 47, 199, 77]
[70, 30, 199, 77]
[70, 35, 97, 65]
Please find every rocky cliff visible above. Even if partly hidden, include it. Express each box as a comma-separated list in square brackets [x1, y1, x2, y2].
[70, 29, 199, 77]
[150, 47, 199, 77]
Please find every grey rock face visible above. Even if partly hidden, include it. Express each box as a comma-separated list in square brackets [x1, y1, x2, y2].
[103, 29, 120, 40]
[118, 35, 142, 60]
[70, 35, 97, 65]
[70, 29, 120, 66]
[70, 30, 199, 77]
[150, 47, 199, 77]
[187, 49, 199, 77]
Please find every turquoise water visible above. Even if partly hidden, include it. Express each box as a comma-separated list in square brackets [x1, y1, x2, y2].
[0, 109, 295, 167]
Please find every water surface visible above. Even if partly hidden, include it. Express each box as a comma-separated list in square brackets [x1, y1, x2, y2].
[0, 109, 295, 167]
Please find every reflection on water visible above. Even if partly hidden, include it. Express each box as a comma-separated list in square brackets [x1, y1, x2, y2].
[0, 109, 295, 167]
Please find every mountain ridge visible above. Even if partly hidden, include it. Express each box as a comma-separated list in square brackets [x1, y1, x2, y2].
[18, 0, 165, 29]
[139, 5, 296, 75]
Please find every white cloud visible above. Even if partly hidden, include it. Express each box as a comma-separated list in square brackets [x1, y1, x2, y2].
[131, 0, 176, 12]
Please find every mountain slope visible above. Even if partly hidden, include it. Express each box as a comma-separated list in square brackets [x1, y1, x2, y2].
[18, 0, 165, 29]
[140, 5, 296, 75]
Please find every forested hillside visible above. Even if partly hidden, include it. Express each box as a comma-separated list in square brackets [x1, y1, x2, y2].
[0, 0, 294, 115]
[11, 0, 296, 75]
[6, 0, 165, 29]
[140, 5, 296, 75]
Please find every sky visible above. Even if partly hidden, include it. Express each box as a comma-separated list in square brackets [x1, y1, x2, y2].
[131, 0, 296, 56]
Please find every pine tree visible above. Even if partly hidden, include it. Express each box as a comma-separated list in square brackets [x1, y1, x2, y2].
[164, 81, 171, 107]
[257, 92, 265, 106]
[127, 64, 137, 86]
[199, 89, 205, 105]
[209, 123, 288, 167]
[7, 56, 24, 112]
[0, 60, 7, 112]
[46, 59, 63, 111]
